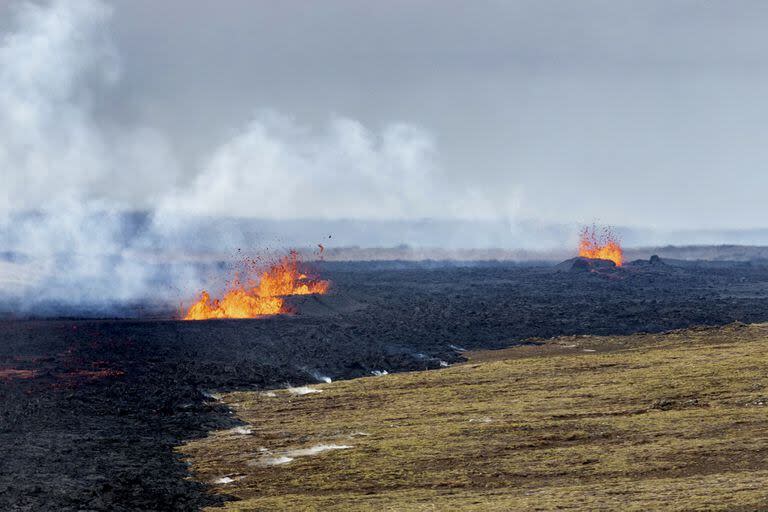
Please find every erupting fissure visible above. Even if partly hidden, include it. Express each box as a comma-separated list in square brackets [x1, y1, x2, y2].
[184, 251, 329, 320]
[578, 224, 624, 266]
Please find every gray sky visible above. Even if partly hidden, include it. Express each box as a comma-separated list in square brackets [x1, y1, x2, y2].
[5, 0, 768, 229]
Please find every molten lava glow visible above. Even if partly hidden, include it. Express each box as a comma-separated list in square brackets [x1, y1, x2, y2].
[184, 251, 329, 320]
[578, 224, 624, 266]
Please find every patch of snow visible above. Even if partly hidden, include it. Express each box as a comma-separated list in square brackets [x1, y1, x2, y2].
[582, 349, 597, 353]
[371, 370, 388, 376]
[253, 444, 353, 467]
[449, 344, 467, 352]
[230, 427, 252, 435]
[213, 475, 244, 484]
[439, 360, 449, 367]
[310, 371, 332, 383]
[288, 386, 323, 396]
[261, 391, 277, 398]
[261, 456, 294, 466]
[202, 390, 222, 401]
[469, 417, 493, 423]
[285, 444, 352, 457]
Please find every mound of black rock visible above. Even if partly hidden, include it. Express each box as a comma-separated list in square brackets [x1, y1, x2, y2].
[555, 256, 617, 272]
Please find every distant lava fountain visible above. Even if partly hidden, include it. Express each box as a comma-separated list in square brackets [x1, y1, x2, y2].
[184, 251, 329, 320]
[578, 224, 624, 266]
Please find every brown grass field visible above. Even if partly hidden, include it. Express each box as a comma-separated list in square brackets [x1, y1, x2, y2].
[179, 323, 768, 511]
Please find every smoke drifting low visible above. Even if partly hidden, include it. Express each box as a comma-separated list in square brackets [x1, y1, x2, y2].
[0, 0, 520, 311]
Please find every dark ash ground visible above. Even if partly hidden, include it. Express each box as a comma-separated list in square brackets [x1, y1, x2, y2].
[3, 259, 768, 511]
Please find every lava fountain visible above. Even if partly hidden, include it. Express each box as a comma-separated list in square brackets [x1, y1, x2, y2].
[184, 251, 329, 320]
[578, 224, 624, 266]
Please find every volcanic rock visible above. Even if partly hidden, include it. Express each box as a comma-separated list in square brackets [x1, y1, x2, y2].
[627, 255, 666, 268]
[6, 260, 768, 510]
[282, 292, 365, 317]
[555, 257, 617, 272]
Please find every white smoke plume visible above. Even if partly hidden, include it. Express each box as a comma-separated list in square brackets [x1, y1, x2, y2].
[0, 0, 179, 212]
[159, 113, 439, 219]
[0, 0, 519, 312]
[1, 0, 480, 220]
[0, 0, 184, 309]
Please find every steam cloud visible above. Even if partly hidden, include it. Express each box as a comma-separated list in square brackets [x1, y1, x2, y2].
[0, 0, 505, 311]
[0, 0, 186, 308]
[1, 0, 472, 219]
[0, 0, 179, 212]
[160, 114, 440, 219]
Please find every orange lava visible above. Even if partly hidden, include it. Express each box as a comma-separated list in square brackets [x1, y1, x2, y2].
[0, 368, 38, 381]
[184, 251, 329, 320]
[578, 224, 624, 266]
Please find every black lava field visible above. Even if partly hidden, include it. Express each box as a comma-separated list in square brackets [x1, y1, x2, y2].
[3, 259, 768, 511]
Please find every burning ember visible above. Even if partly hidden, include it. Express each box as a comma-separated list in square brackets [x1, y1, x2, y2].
[184, 251, 329, 320]
[578, 224, 624, 266]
